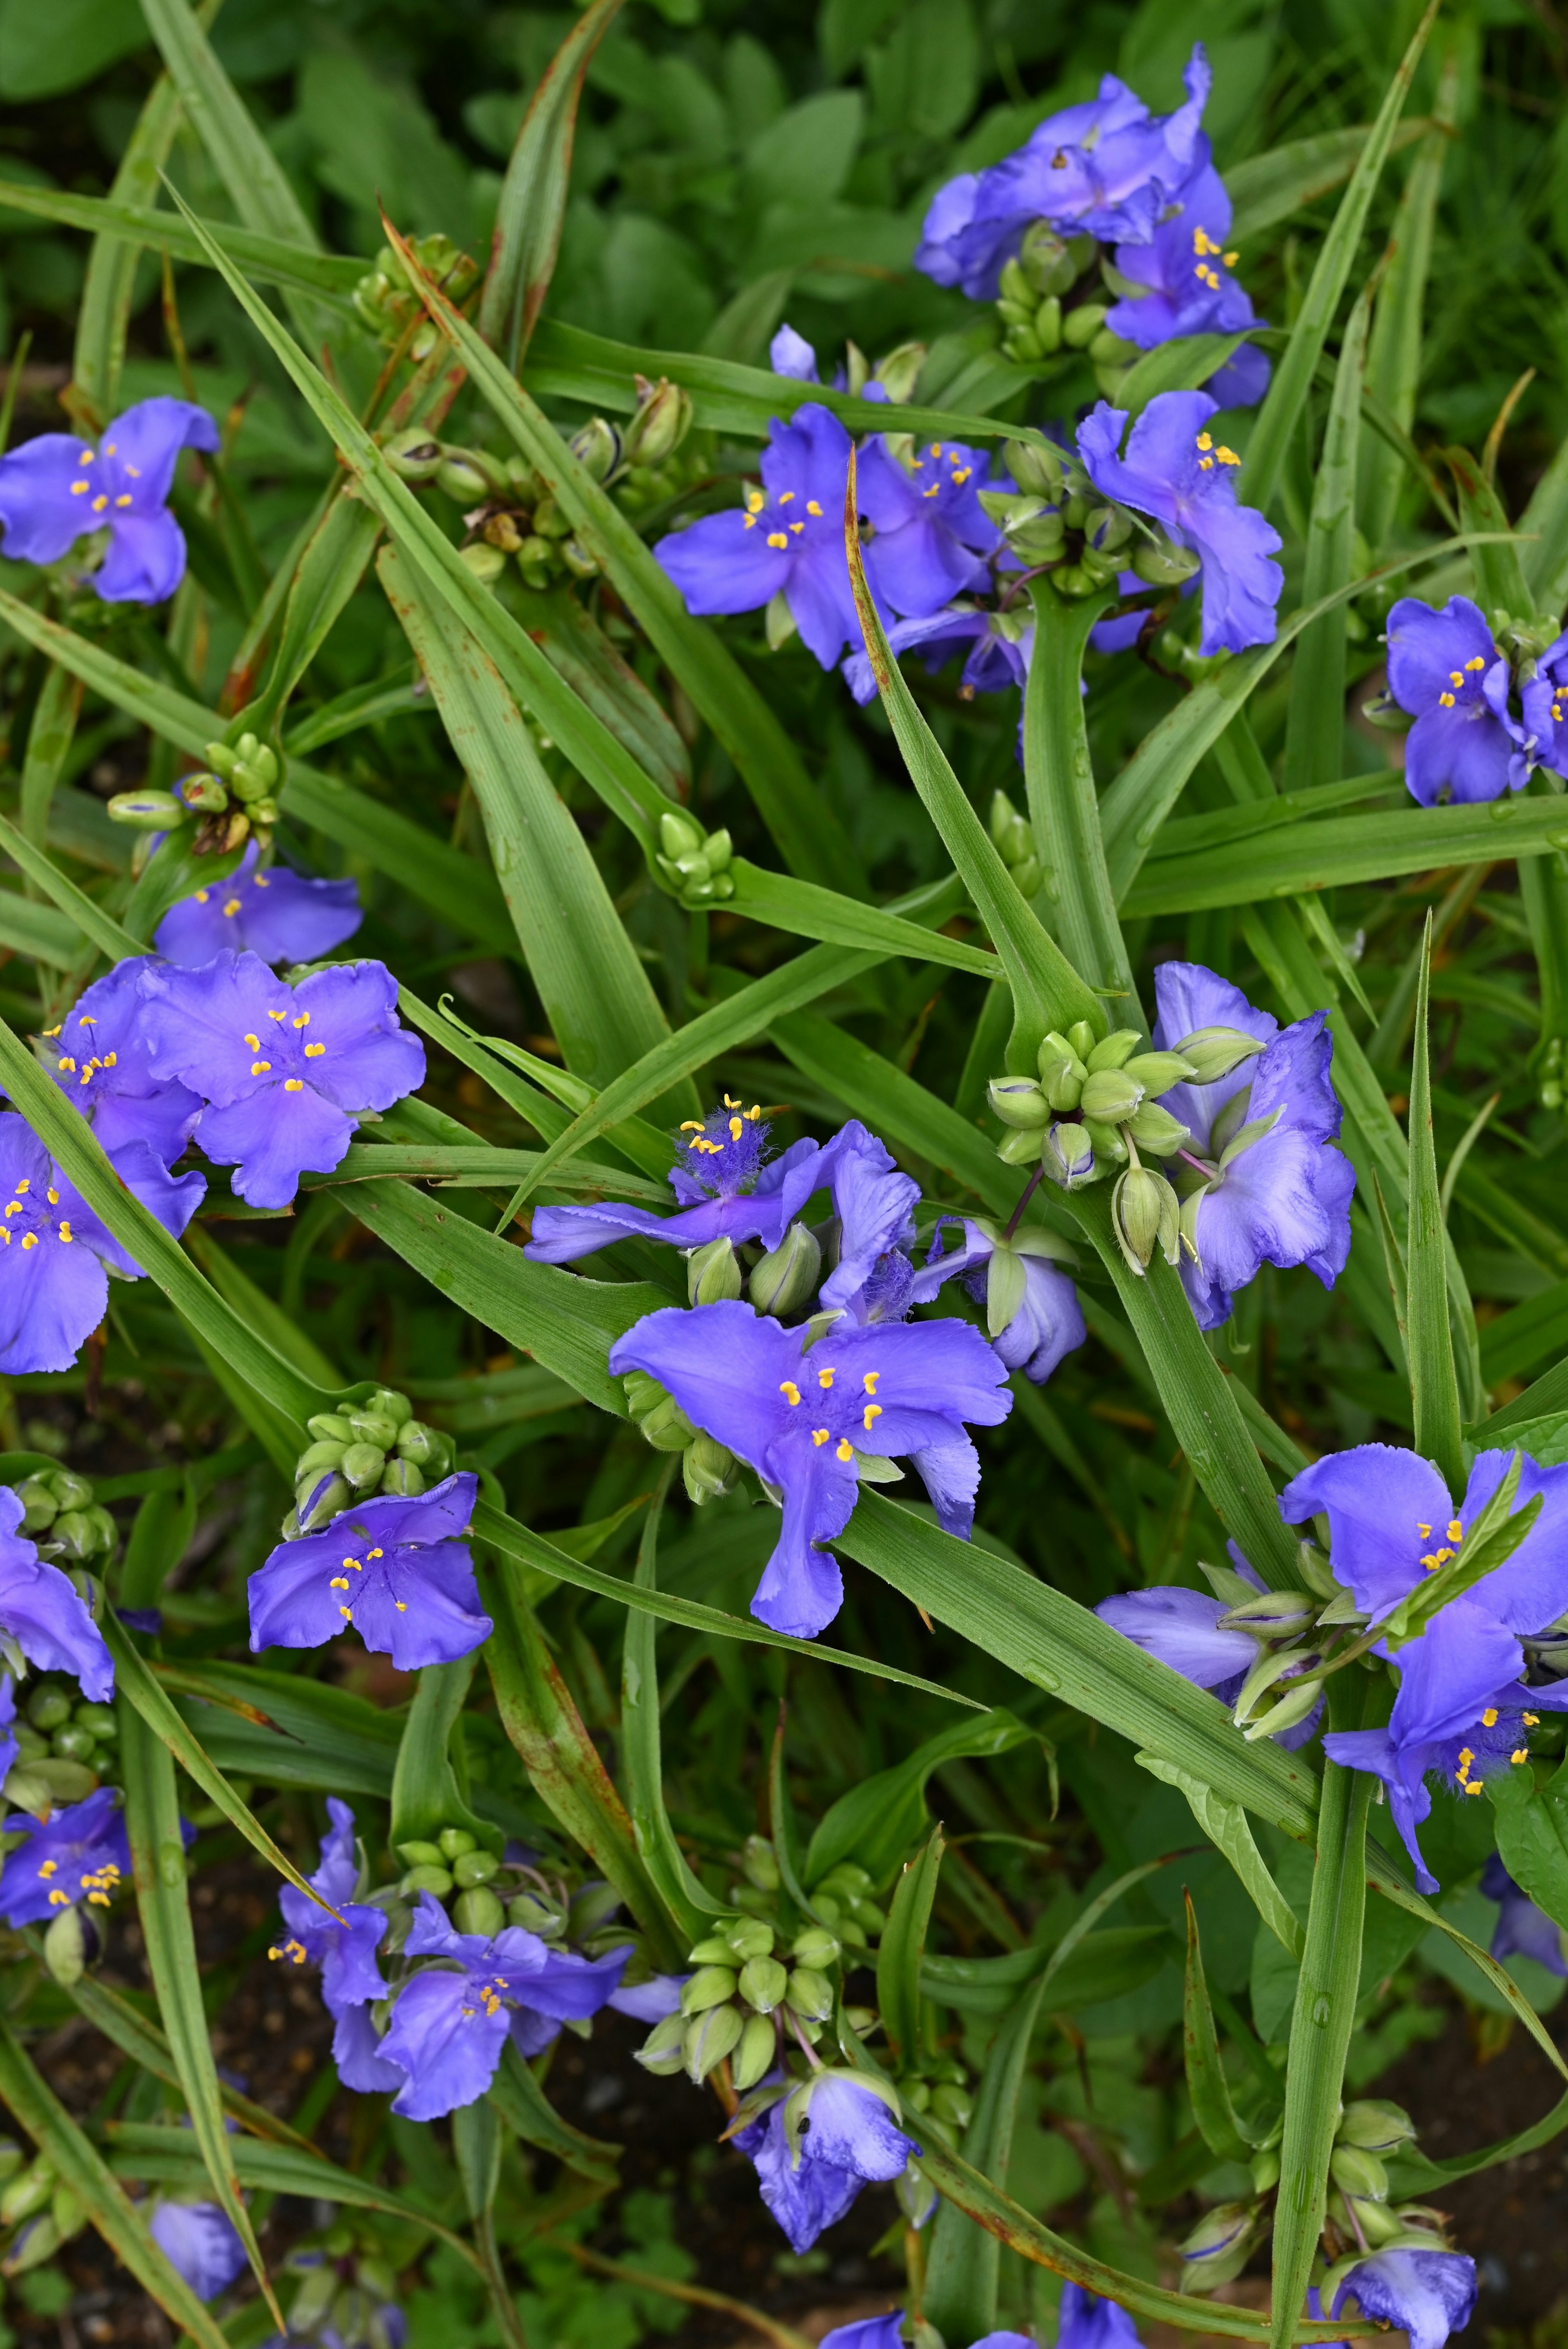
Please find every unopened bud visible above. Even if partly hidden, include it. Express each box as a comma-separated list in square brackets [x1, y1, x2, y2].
[624, 376, 692, 467]
[436, 450, 501, 503]
[178, 773, 229, 813]
[379, 1458, 426, 1499]
[296, 1472, 350, 1533]
[1338, 2100, 1416, 2153]
[0, 2160, 53, 2229]
[453, 1888, 506, 1938]
[1219, 1589, 1318, 1636]
[395, 1420, 450, 1471]
[681, 1966, 738, 2016]
[460, 543, 507, 585]
[14, 1477, 57, 1534]
[791, 1923, 840, 1967]
[1002, 435, 1066, 497]
[688, 1236, 743, 1306]
[383, 428, 444, 483]
[47, 1511, 96, 1563]
[1113, 1166, 1179, 1272]
[1062, 301, 1108, 349]
[897, 2168, 939, 2227]
[569, 416, 622, 482]
[107, 789, 189, 829]
[637, 2014, 687, 2076]
[340, 1443, 386, 1492]
[1080, 1067, 1144, 1123]
[1250, 2147, 1280, 2194]
[1132, 532, 1201, 587]
[1241, 1671, 1325, 1742]
[786, 1966, 835, 2021]
[748, 1221, 822, 1317]
[683, 1433, 737, 1506]
[1172, 1027, 1266, 1085]
[684, 2002, 743, 2082]
[1125, 1102, 1190, 1156]
[1177, 2204, 1258, 2295]
[1084, 1027, 1139, 1071]
[742, 1834, 781, 1891]
[1037, 1032, 1088, 1110]
[1043, 1122, 1096, 1189]
[1123, 1050, 1198, 1093]
[42, 1905, 87, 1987]
[1330, 2144, 1389, 2201]
[738, 1955, 789, 2013]
[659, 809, 706, 863]
[731, 2011, 777, 2091]
[989, 1076, 1049, 1130]
[1084, 504, 1132, 554]
[1019, 221, 1081, 296]
[295, 1438, 347, 1482]
[873, 341, 926, 403]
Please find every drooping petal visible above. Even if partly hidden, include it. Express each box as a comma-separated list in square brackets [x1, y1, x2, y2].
[196, 1084, 352, 1210]
[750, 1436, 858, 1638]
[332, 1999, 407, 2093]
[1331, 2250, 1477, 2349]
[148, 2202, 247, 2302]
[96, 508, 189, 604]
[1095, 1586, 1258, 1689]
[0, 432, 98, 564]
[1278, 1445, 1454, 1620]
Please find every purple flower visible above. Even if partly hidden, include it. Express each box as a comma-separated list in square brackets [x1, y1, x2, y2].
[1520, 628, 1568, 783]
[654, 404, 866, 669]
[770, 324, 820, 382]
[1090, 571, 1196, 657]
[842, 604, 1031, 706]
[608, 1299, 1011, 1638]
[1386, 596, 1528, 805]
[0, 1112, 204, 1375]
[733, 2073, 919, 2255]
[1105, 163, 1270, 410]
[153, 842, 362, 969]
[0, 397, 219, 604]
[608, 1974, 686, 2021]
[248, 1474, 490, 1671]
[330, 1999, 406, 2095]
[857, 437, 1000, 618]
[0, 1788, 128, 1925]
[1077, 392, 1283, 655]
[148, 2202, 247, 2302]
[0, 1484, 113, 1701]
[1152, 962, 1354, 1331]
[914, 49, 1212, 296]
[821, 2324, 1036, 2349]
[267, 1797, 389, 2083]
[1330, 2250, 1477, 2349]
[1096, 1584, 1260, 1695]
[1059, 2282, 1145, 2349]
[911, 1217, 1086, 1384]
[377, 1892, 629, 2120]
[41, 959, 201, 1167]
[139, 951, 425, 1209]
[1482, 1851, 1567, 1975]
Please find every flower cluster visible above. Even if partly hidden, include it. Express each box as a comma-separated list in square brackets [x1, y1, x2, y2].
[1379, 591, 1568, 807]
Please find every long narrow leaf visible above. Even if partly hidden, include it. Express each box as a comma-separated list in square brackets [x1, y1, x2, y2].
[1022, 584, 1140, 1014]
[1281, 281, 1370, 798]
[1407, 915, 1463, 1485]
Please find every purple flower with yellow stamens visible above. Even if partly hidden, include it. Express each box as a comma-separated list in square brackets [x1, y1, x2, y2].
[1521, 626, 1568, 783]
[1385, 595, 1527, 805]
[153, 841, 362, 969]
[609, 1299, 1011, 1639]
[0, 1485, 112, 1700]
[1105, 161, 1270, 410]
[267, 1797, 389, 2088]
[0, 397, 219, 605]
[247, 1473, 490, 1670]
[857, 436, 1001, 619]
[911, 1215, 1086, 1385]
[0, 1787, 129, 1926]
[139, 949, 425, 1210]
[39, 957, 201, 1169]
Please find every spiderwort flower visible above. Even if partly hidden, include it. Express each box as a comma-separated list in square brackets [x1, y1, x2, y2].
[0, 1788, 128, 1925]
[267, 1797, 390, 2089]
[1106, 163, 1270, 409]
[248, 1474, 490, 1671]
[842, 605, 1031, 706]
[1151, 962, 1354, 1330]
[40, 958, 202, 1167]
[1077, 392, 1283, 655]
[1482, 1851, 1568, 1975]
[377, 1892, 629, 2119]
[653, 404, 865, 668]
[913, 51, 1212, 297]
[139, 951, 425, 1210]
[609, 1299, 1011, 1638]
[1520, 626, 1568, 784]
[1330, 2250, 1477, 2349]
[0, 1487, 112, 1702]
[1095, 1584, 1261, 1697]
[0, 398, 220, 604]
[154, 842, 362, 969]
[912, 1216, 1086, 1384]
[820, 2323, 1038, 2349]
[0, 1112, 205, 1376]
[148, 2202, 247, 2302]
[1058, 2282, 1146, 2349]
[733, 2072, 920, 2256]
[857, 438, 1001, 617]
[1385, 596, 1527, 805]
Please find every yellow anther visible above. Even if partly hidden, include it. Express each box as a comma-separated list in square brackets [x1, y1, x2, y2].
[1195, 431, 1213, 452]
[930, 444, 942, 457]
[20, 1234, 36, 1250]
[863, 1403, 882, 1430]
[57, 1057, 74, 1073]
[1439, 691, 1455, 707]
[817, 1366, 834, 1388]
[245, 1033, 260, 1049]
[806, 499, 823, 516]
[923, 482, 941, 498]
[223, 899, 242, 917]
[38, 1861, 56, 1879]
[103, 1053, 115, 1068]
[1450, 671, 1465, 686]
[368, 1548, 382, 1559]
[746, 491, 765, 513]
[58, 1223, 71, 1243]
[679, 1120, 704, 1132]
[1525, 1711, 1541, 1725]
[779, 491, 794, 504]
[331, 1577, 350, 1590]
[267, 1007, 286, 1020]
[1417, 1523, 1432, 1540]
[115, 494, 132, 508]
[47, 1890, 68, 1906]
[284, 1078, 304, 1092]
[395, 1600, 407, 1611]
[69, 481, 88, 495]
[91, 495, 107, 513]
[1466, 656, 1486, 671]
[1197, 455, 1214, 470]
[812, 1428, 830, 1446]
[836, 1437, 855, 1461]
[1447, 1519, 1463, 1541]
[339, 1605, 352, 1619]
[863, 1371, 880, 1394]
[730, 1117, 743, 1140]
[788, 519, 804, 533]
[780, 1381, 801, 1405]
[766, 531, 788, 548]
[1216, 446, 1240, 465]
[293, 1012, 310, 1027]
[305, 1042, 325, 1057]
[1512, 1748, 1530, 1765]
[45, 1189, 56, 1205]
[251, 1060, 271, 1075]
[1482, 1708, 1499, 1727]
[194, 890, 209, 905]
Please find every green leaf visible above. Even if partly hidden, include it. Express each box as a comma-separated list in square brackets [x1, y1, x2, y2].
[1225, 119, 1432, 245]
[727, 860, 1001, 976]
[0, 805, 141, 964]
[1022, 583, 1140, 1012]
[390, 1654, 497, 1852]
[0, 885, 91, 968]
[62, 1972, 319, 2155]
[1136, 1753, 1304, 1956]
[838, 1492, 1319, 1839]
[378, 544, 695, 1110]
[1281, 281, 1370, 798]
[478, 0, 623, 364]
[804, 1710, 1035, 1890]
[921, 1925, 1169, 2018]
[477, 1548, 684, 1970]
[71, 52, 193, 421]
[0, 2018, 235, 2348]
[1407, 914, 1464, 1489]
[1365, 1841, 1568, 2082]
[876, 1826, 942, 2068]
[1521, 431, 1568, 614]
[1356, 64, 1457, 554]
[183, 1222, 343, 1388]
[621, 1464, 727, 1945]
[1117, 334, 1248, 417]
[1241, 3, 1437, 516]
[243, 495, 384, 740]
[0, 176, 361, 300]
[18, 663, 82, 870]
[924, 1971, 1050, 2345]
[165, 1660, 401, 1799]
[1270, 1752, 1371, 2349]
[1183, 1892, 1252, 2161]
[1446, 441, 1534, 618]
[1489, 1756, 1568, 1934]
[513, 582, 690, 804]
[488, 2042, 620, 2185]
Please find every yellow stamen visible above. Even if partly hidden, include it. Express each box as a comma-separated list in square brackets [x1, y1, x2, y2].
[836, 1437, 854, 1461]
[812, 1428, 830, 1446]
[780, 1381, 801, 1405]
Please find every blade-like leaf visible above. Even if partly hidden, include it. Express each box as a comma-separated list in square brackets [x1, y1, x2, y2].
[877, 1827, 943, 2069]
[18, 664, 83, 872]
[489, 2041, 620, 2184]
[1137, 1753, 1303, 1956]
[1408, 914, 1463, 1487]
[1183, 1893, 1252, 2161]
[0, 177, 362, 303]
[71, 51, 193, 423]
[621, 1465, 726, 1946]
[805, 1711, 1035, 1890]
[728, 860, 1001, 976]
[1356, 63, 1457, 553]
[1281, 281, 1371, 798]
[1447, 441, 1534, 618]
[924, 1972, 1049, 2344]
[0, 807, 144, 964]
[1226, 120, 1431, 245]
[390, 1654, 496, 1852]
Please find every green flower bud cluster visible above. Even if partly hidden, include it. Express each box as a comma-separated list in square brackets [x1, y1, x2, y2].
[352, 235, 479, 359]
[377, 1827, 628, 1958]
[895, 2052, 973, 2148]
[1540, 1034, 1568, 1113]
[5, 1678, 119, 1817]
[994, 230, 1142, 391]
[1194, 1558, 1330, 1745]
[112, 731, 281, 854]
[13, 1468, 116, 1569]
[980, 433, 1145, 598]
[392, 435, 603, 591]
[1319, 2104, 1448, 2283]
[281, 2226, 403, 2349]
[282, 1387, 456, 1542]
[0, 2147, 85, 2273]
[989, 789, 1042, 898]
[656, 808, 734, 905]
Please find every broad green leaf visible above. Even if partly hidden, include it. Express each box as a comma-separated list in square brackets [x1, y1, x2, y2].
[1489, 1756, 1568, 1935]
[0, 2019, 234, 2349]
[390, 1654, 497, 1852]
[490, 2041, 620, 2184]
[18, 663, 83, 870]
[1448, 442, 1534, 617]
[379, 544, 695, 1110]
[804, 1710, 1035, 1890]
[477, 1549, 684, 1970]
[478, 0, 624, 365]
[1023, 583, 1139, 1013]
[1242, 4, 1437, 516]
[837, 1492, 1320, 1839]
[1226, 119, 1430, 245]
[1136, 1752, 1303, 1955]
[1281, 281, 1370, 799]
[925, 1971, 1049, 2344]
[1356, 63, 1456, 553]
[384, 221, 866, 896]
[0, 177, 363, 301]
[1271, 1752, 1371, 2349]
[1407, 917, 1463, 1487]
[877, 1826, 942, 2068]
[1184, 1893, 1252, 2161]
[621, 1465, 726, 1946]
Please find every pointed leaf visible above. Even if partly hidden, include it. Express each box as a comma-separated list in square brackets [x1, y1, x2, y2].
[877, 1827, 943, 2068]
[1356, 66, 1457, 553]
[805, 1711, 1034, 1890]
[1184, 1893, 1252, 2160]
[1022, 583, 1140, 1012]
[924, 1972, 1050, 2344]
[1137, 1754, 1303, 1956]
[1282, 282, 1371, 798]
[1408, 915, 1463, 1488]
[621, 1465, 726, 1945]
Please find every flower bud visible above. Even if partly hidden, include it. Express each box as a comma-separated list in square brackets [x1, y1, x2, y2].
[460, 543, 507, 585]
[742, 1834, 781, 1891]
[1132, 532, 1201, 587]
[397, 1840, 443, 1869]
[383, 428, 444, 482]
[1250, 2147, 1280, 2194]
[340, 1443, 387, 1493]
[1043, 1122, 1096, 1189]
[394, 1419, 447, 1469]
[295, 1438, 347, 1482]
[347, 1409, 401, 1449]
[684, 2001, 743, 2082]
[179, 772, 229, 813]
[3, 1767, 53, 1817]
[47, 1510, 97, 1563]
[508, 1890, 565, 1936]
[683, 1433, 737, 1506]
[687, 1237, 743, 1307]
[897, 2166, 939, 2227]
[681, 1965, 738, 2017]
[1019, 221, 1080, 296]
[1084, 504, 1133, 554]
[42, 1905, 88, 1987]
[1062, 301, 1108, 349]
[637, 2014, 687, 2076]
[14, 1476, 57, 1534]
[569, 416, 622, 482]
[0, 2159, 54, 2228]
[791, 1924, 840, 1966]
[738, 1955, 789, 2013]
[1330, 2144, 1389, 2201]
[1125, 1103, 1190, 1156]
[436, 450, 500, 503]
[107, 789, 189, 829]
[1241, 1671, 1325, 1743]
[748, 1221, 822, 1317]
[873, 341, 926, 403]
[624, 376, 693, 468]
[454, 1888, 506, 1938]
[786, 1966, 835, 2021]
[989, 1076, 1049, 1130]
[1219, 1590, 1318, 1636]
[1122, 1050, 1198, 1094]
[379, 1458, 426, 1499]
[1338, 2100, 1416, 2153]
[452, 1848, 498, 1887]
[1177, 2203, 1258, 2295]
[1112, 1166, 1179, 1272]
[1080, 1067, 1144, 1123]
[659, 809, 706, 863]
[1038, 1037, 1088, 1112]
[996, 1126, 1044, 1167]
[723, 1914, 775, 1961]
[1171, 1027, 1266, 1085]
[731, 2011, 777, 2092]
[398, 1863, 453, 1898]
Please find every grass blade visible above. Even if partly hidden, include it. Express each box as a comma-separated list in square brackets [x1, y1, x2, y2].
[0, 807, 143, 965]
[877, 1827, 943, 2069]
[1407, 913, 1464, 1488]
[1281, 281, 1371, 798]
[1022, 583, 1140, 1013]
[924, 1972, 1049, 2342]
[18, 664, 83, 874]
[1183, 1893, 1252, 2160]
[1226, 120, 1431, 244]
[1356, 60, 1457, 553]
[621, 1463, 726, 1945]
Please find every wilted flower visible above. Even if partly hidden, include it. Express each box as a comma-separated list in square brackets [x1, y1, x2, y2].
[148, 2201, 247, 2302]
[732, 2071, 920, 2255]
[0, 397, 219, 603]
[1330, 2249, 1477, 2349]
[1481, 1852, 1567, 1975]
[841, 603, 1031, 706]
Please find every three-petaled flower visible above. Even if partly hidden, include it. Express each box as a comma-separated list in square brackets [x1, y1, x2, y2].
[0, 1787, 129, 1927]
[1385, 595, 1528, 805]
[248, 1474, 491, 1670]
[856, 437, 1002, 619]
[40, 958, 201, 1168]
[1105, 159, 1270, 409]
[0, 397, 219, 604]
[140, 950, 425, 1209]
[154, 842, 363, 969]
[267, 1796, 392, 2093]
